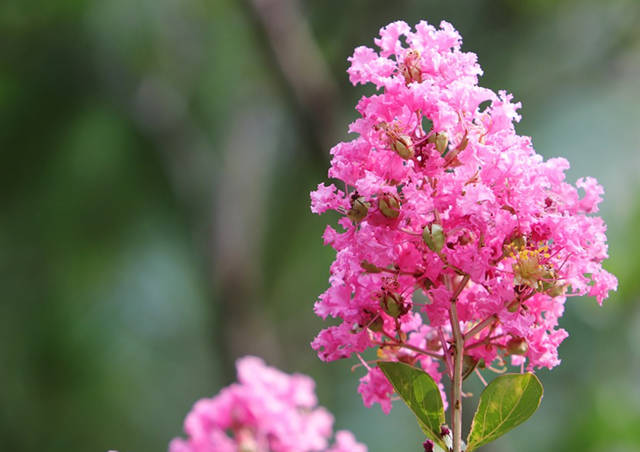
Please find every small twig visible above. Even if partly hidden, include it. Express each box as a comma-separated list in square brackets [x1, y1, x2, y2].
[451, 274, 470, 302]
[465, 333, 508, 350]
[475, 368, 488, 387]
[464, 315, 498, 342]
[378, 334, 444, 361]
[395, 342, 444, 361]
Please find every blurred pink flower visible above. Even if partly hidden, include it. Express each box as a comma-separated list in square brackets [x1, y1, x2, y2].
[169, 356, 366, 452]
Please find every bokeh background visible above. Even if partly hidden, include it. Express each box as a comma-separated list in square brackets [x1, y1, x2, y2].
[2, 0, 640, 451]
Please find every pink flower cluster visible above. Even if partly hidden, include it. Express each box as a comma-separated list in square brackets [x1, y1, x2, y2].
[169, 356, 366, 452]
[310, 20, 617, 413]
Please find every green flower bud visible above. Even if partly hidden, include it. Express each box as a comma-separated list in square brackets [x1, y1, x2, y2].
[422, 223, 445, 253]
[391, 134, 414, 159]
[379, 292, 405, 318]
[507, 300, 521, 312]
[506, 337, 529, 356]
[347, 196, 369, 223]
[462, 355, 479, 380]
[547, 283, 567, 297]
[378, 193, 401, 219]
[361, 260, 381, 273]
[421, 277, 434, 291]
[368, 316, 384, 332]
[435, 132, 449, 154]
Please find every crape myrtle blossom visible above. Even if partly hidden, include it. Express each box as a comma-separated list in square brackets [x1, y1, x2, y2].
[169, 356, 366, 452]
[310, 20, 617, 413]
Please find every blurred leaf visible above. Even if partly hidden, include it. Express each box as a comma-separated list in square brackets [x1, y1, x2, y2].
[467, 373, 543, 451]
[378, 361, 447, 450]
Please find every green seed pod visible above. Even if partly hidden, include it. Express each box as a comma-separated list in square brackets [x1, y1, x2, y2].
[435, 132, 449, 154]
[378, 193, 401, 219]
[391, 134, 414, 159]
[379, 292, 405, 318]
[422, 223, 445, 253]
[506, 337, 529, 356]
[347, 197, 369, 223]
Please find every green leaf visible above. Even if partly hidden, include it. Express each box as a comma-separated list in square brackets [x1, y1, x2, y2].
[466, 373, 543, 451]
[378, 361, 447, 450]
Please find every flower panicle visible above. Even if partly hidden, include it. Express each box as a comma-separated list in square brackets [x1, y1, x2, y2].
[310, 19, 617, 413]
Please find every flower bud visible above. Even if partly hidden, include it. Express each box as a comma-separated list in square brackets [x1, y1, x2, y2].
[391, 134, 414, 159]
[378, 193, 401, 218]
[401, 49, 423, 84]
[421, 278, 434, 291]
[435, 132, 448, 154]
[547, 283, 567, 297]
[423, 439, 434, 452]
[423, 223, 445, 253]
[379, 291, 406, 318]
[506, 337, 529, 356]
[426, 337, 441, 351]
[347, 196, 369, 223]
[368, 316, 384, 332]
[361, 260, 381, 273]
[462, 355, 479, 380]
[506, 299, 520, 312]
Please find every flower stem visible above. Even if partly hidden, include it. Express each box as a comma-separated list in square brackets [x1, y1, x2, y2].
[464, 315, 497, 342]
[449, 275, 469, 452]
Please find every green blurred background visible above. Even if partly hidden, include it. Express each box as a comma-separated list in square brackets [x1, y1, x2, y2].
[2, 0, 639, 451]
